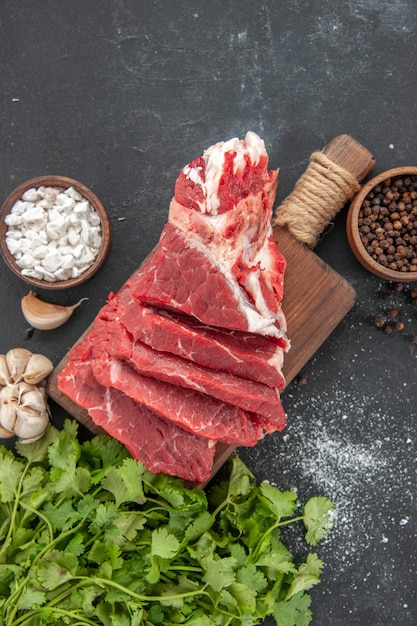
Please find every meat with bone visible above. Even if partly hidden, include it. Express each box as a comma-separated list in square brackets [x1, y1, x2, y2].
[57, 335, 215, 483]
[57, 132, 288, 483]
[128, 132, 287, 339]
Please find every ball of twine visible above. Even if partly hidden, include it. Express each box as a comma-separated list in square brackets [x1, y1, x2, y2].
[274, 150, 361, 248]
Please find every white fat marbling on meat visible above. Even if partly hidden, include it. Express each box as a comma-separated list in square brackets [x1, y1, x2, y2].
[196, 132, 267, 215]
[182, 165, 203, 185]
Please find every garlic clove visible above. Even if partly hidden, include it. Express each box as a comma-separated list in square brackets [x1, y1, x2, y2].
[21, 291, 88, 330]
[0, 398, 17, 432]
[0, 424, 15, 439]
[17, 381, 40, 396]
[16, 382, 38, 403]
[20, 388, 47, 413]
[23, 353, 54, 385]
[13, 404, 49, 442]
[6, 348, 33, 383]
[0, 384, 19, 403]
[0, 355, 11, 386]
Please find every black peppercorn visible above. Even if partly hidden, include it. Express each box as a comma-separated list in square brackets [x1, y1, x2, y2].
[373, 315, 386, 328]
[358, 174, 417, 272]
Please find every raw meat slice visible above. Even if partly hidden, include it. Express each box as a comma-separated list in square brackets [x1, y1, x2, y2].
[57, 335, 215, 482]
[92, 357, 264, 446]
[128, 132, 287, 339]
[95, 302, 286, 429]
[112, 288, 287, 389]
[89, 316, 265, 446]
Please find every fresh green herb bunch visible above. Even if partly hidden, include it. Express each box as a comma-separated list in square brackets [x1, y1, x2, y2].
[0, 419, 334, 626]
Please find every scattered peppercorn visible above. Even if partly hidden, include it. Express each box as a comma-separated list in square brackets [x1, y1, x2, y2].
[358, 175, 417, 273]
[395, 321, 405, 331]
[389, 308, 398, 318]
[412, 335, 417, 344]
[373, 315, 386, 328]
[384, 325, 393, 335]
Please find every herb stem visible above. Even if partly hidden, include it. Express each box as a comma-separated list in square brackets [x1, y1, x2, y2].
[19, 500, 54, 543]
[11, 606, 99, 626]
[70, 575, 210, 603]
[251, 515, 305, 562]
[0, 460, 31, 556]
[3, 519, 88, 616]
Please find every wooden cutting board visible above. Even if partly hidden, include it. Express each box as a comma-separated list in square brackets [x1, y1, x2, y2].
[47, 135, 375, 481]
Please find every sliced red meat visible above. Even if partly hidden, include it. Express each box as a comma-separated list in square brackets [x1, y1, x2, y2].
[94, 303, 286, 429]
[88, 317, 265, 446]
[57, 336, 215, 483]
[129, 132, 287, 339]
[57, 133, 290, 484]
[112, 288, 287, 390]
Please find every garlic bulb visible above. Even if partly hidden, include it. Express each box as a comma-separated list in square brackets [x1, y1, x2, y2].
[0, 348, 54, 443]
[21, 292, 88, 330]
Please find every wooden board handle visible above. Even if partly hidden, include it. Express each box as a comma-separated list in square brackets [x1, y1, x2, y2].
[273, 134, 375, 248]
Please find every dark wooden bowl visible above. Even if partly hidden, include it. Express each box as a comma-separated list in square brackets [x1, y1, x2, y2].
[0, 175, 111, 289]
[347, 166, 417, 282]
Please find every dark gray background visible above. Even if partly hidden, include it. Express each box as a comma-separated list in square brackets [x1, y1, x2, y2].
[0, 2, 416, 624]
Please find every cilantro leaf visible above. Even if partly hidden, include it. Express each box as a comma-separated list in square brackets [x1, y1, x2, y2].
[230, 581, 257, 613]
[36, 550, 79, 590]
[151, 526, 180, 559]
[285, 553, 324, 600]
[49, 464, 91, 497]
[224, 453, 254, 501]
[15, 423, 57, 464]
[42, 499, 81, 531]
[0, 449, 24, 503]
[236, 563, 268, 593]
[16, 586, 46, 610]
[101, 458, 146, 506]
[179, 511, 213, 548]
[111, 511, 146, 544]
[65, 532, 85, 557]
[258, 481, 298, 520]
[274, 592, 313, 626]
[90, 501, 120, 532]
[81, 433, 130, 473]
[48, 419, 81, 471]
[303, 496, 335, 546]
[202, 554, 237, 592]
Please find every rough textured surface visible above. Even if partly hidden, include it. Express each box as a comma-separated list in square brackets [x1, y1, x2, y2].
[0, 2, 416, 624]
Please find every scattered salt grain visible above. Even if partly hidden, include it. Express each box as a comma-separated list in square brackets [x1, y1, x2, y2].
[4, 186, 102, 282]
